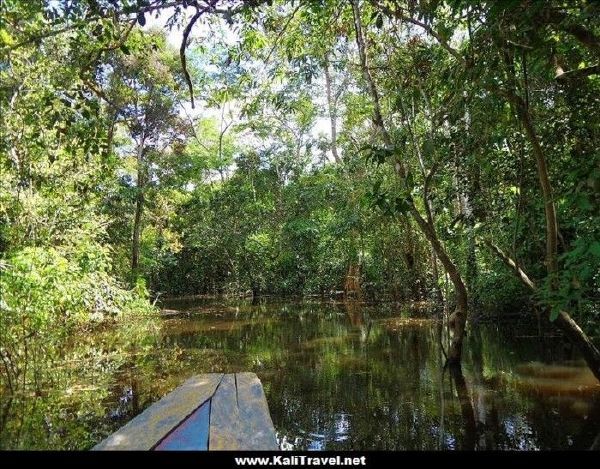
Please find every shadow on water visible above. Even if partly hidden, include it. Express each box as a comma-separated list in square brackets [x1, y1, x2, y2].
[1, 298, 599, 450]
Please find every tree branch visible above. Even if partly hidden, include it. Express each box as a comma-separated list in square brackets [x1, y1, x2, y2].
[372, 0, 466, 64]
[482, 239, 536, 291]
[538, 8, 600, 57]
[180, 8, 204, 109]
[263, 3, 303, 65]
[6, 24, 77, 51]
[351, 0, 393, 149]
[555, 63, 600, 81]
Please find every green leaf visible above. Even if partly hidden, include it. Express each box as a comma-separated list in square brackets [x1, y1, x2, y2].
[589, 241, 600, 257]
[576, 194, 592, 211]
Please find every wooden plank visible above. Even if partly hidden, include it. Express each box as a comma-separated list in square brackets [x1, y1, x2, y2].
[235, 372, 279, 450]
[154, 400, 211, 451]
[93, 374, 223, 450]
[208, 374, 242, 450]
[208, 373, 278, 450]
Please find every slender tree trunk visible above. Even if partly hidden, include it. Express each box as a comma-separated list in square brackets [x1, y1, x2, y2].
[218, 128, 225, 184]
[324, 54, 341, 164]
[515, 101, 559, 277]
[105, 110, 117, 165]
[554, 312, 600, 381]
[218, 104, 230, 184]
[410, 205, 469, 364]
[431, 251, 444, 305]
[251, 282, 260, 305]
[458, 100, 479, 309]
[456, 164, 478, 309]
[402, 221, 419, 299]
[351, 1, 392, 149]
[466, 167, 480, 309]
[351, 0, 469, 365]
[326, 50, 363, 297]
[131, 185, 144, 275]
[403, 92, 440, 301]
[131, 137, 145, 275]
[344, 263, 362, 299]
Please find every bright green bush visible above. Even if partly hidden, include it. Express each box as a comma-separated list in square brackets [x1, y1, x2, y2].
[1, 245, 153, 325]
[0, 241, 156, 394]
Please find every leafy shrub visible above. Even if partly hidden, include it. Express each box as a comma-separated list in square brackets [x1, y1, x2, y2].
[0, 241, 156, 394]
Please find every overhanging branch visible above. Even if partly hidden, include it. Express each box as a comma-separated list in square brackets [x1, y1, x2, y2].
[180, 8, 204, 109]
[482, 239, 536, 291]
[371, 0, 466, 64]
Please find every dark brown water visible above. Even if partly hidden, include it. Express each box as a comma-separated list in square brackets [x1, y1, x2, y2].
[1, 298, 599, 450]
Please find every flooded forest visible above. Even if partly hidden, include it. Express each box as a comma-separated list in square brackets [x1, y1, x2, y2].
[1, 0, 599, 451]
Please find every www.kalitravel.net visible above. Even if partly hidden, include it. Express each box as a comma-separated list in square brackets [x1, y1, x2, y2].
[235, 456, 368, 466]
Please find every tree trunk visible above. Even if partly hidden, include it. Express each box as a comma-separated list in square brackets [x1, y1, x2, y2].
[251, 282, 260, 305]
[456, 98, 479, 309]
[344, 263, 362, 299]
[351, 1, 393, 149]
[555, 312, 600, 381]
[431, 251, 444, 305]
[131, 139, 145, 275]
[513, 98, 559, 277]
[131, 183, 144, 275]
[411, 204, 469, 364]
[351, 0, 469, 365]
[324, 54, 341, 164]
[105, 110, 117, 167]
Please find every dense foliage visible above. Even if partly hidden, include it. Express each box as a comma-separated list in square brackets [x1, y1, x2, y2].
[1, 0, 599, 422]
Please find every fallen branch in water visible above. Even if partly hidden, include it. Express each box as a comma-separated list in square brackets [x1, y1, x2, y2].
[481, 238, 600, 382]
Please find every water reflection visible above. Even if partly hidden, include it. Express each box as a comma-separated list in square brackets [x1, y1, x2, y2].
[1, 298, 599, 450]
